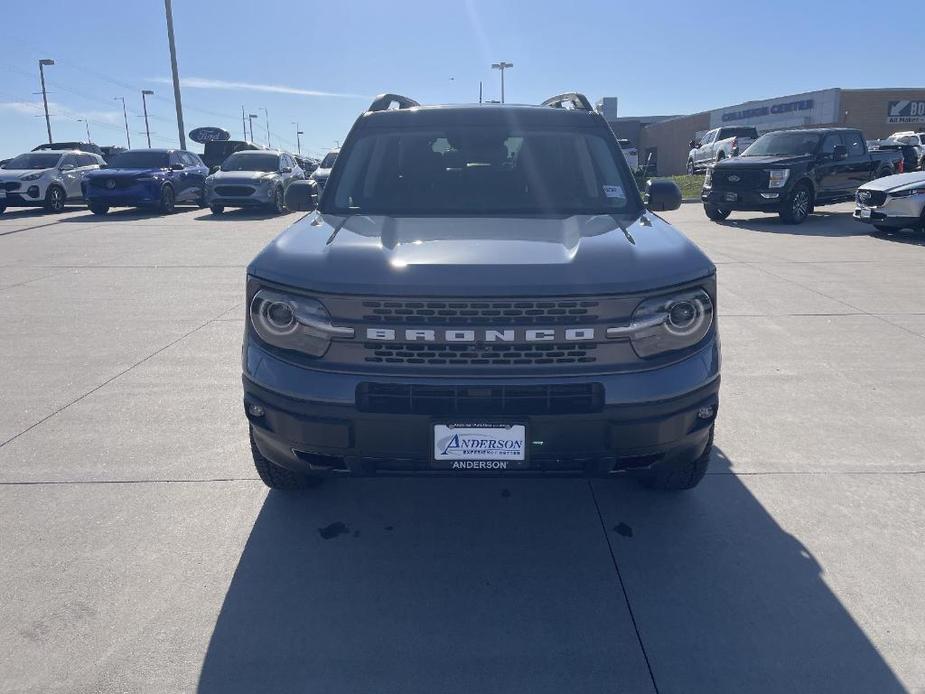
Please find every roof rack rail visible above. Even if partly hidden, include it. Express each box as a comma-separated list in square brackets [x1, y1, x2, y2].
[540, 92, 593, 111]
[367, 93, 421, 112]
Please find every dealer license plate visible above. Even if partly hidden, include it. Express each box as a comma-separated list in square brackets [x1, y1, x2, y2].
[859, 207, 871, 219]
[433, 423, 527, 470]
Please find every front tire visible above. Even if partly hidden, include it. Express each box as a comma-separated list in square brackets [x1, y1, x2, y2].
[158, 184, 176, 214]
[270, 186, 285, 214]
[704, 204, 731, 221]
[210, 205, 224, 215]
[88, 203, 110, 215]
[44, 185, 66, 213]
[637, 428, 713, 491]
[250, 427, 322, 490]
[779, 183, 811, 224]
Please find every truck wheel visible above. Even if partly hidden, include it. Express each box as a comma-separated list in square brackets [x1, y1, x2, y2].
[687, 159, 695, 175]
[779, 183, 811, 224]
[250, 427, 322, 490]
[637, 427, 713, 491]
[44, 185, 66, 213]
[88, 203, 109, 215]
[704, 204, 731, 221]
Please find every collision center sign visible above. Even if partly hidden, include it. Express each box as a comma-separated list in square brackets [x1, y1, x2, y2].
[887, 101, 925, 125]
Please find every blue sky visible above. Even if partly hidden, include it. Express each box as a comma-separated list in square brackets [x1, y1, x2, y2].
[0, 0, 917, 159]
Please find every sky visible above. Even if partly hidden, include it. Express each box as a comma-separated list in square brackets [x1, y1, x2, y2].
[0, 0, 918, 159]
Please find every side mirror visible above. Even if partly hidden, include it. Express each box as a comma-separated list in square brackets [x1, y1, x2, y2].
[284, 179, 319, 212]
[280, 166, 292, 173]
[689, 139, 697, 149]
[833, 144, 848, 161]
[171, 163, 184, 171]
[59, 163, 76, 171]
[644, 179, 683, 212]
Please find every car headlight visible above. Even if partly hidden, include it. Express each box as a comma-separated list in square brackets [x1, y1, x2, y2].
[20, 172, 44, 181]
[249, 288, 353, 358]
[608, 288, 714, 358]
[889, 187, 925, 198]
[703, 168, 712, 187]
[768, 169, 790, 189]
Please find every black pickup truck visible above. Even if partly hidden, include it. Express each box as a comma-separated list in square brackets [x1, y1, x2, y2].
[701, 128, 904, 224]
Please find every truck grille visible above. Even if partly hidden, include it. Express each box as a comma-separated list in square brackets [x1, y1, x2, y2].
[357, 382, 604, 415]
[215, 185, 255, 196]
[362, 342, 598, 366]
[362, 299, 600, 325]
[856, 189, 887, 206]
[711, 169, 768, 189]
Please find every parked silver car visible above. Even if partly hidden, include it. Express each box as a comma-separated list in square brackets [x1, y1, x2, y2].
[309, 148, 338, 192]
[205, 150, 303, 214]
[0, 150, 104, 213]
[854, 171, 925, 232]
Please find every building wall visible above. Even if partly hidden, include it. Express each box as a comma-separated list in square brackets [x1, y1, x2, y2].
[840, 89, 925, 140]
[638, 112, 710, 176]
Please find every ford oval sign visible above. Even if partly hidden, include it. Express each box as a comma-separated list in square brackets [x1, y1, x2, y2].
[189, 127, 230, 144]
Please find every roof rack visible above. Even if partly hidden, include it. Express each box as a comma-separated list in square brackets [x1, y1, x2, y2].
[540, 92, 593, 111]
[367, 93, 420, 112]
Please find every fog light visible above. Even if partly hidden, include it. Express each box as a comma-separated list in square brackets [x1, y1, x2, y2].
[697, 405, 715, 420]
[27, 186, 40, 198]
[760, 193, 780, 199]
[247, 403, 265, 417]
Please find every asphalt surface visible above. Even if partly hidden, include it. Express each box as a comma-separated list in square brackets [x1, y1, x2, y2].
[1, 202, 923, 693]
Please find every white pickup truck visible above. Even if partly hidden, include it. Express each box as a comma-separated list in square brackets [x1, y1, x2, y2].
[687, 126, 758, 174]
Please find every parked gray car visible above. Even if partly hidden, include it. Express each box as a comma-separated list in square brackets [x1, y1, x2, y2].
[854, 171, 925, 232]
[205, 150, 303, 214]
[0, 150, 104, 213]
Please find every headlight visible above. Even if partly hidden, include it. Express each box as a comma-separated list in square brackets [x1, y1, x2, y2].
[889, 188, 925, 198]
[768, 169, 790, 189]
[20, 172, 44, 181]
[608, 289, 714, 358]
[703, 168, 712, 187]
[205, 175, 214, 185]
[249, 288, 353, 358]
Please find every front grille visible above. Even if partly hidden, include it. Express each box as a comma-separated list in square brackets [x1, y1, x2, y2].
[90, 177, 137, 189]
[362, 342, 597, 366]
[3, 182, 20, 192]
[357, 382, 604, 415]
[711, 169, 768, 190]
[362, 299, 600, 325]
[857, 189, 887, 206]
[215, 185, 255, 196]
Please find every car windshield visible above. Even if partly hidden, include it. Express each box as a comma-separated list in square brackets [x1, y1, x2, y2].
[5, 153, 62, 169]
[108, 151, 170, 168]
[221, 153, 280, 172]
[325, 124, 637, 216]
[319, 152, 338, 168]
[741, 132, 821, 156]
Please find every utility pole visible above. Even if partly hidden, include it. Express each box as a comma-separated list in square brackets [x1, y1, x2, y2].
[164, 0, 186, 149]
[292, 122, 302, 155]
[479, 81, 483, 104]
[491, 61, 513, 103]
[38, 58, 54, 144]
[77, 119, 91, 142]
[114, 97, 131, 148]
[141, 90, 154, 148]
[261, 106, 270, 148]
[241, 106, 247, 140]
[248, 113, 258, 144]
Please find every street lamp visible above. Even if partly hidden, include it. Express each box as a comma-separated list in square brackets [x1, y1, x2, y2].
[77, 118, 91, 143]
[292, 122, 303, 155]
[163, 0, 186, 149]
[141, 90, 154, 148]
[261, 107, 271, 148]
[38, 58, 55, 144]
[114, 97, 131, 148]
[490, 61, 513, 104]
[247, 113, 258, 143]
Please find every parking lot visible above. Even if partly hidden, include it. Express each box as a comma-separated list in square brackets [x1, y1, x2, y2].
[1, 202, 923, 693]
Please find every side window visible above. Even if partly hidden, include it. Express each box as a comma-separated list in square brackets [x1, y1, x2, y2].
[61, 154, 80, 168]
[180, 152, 197, 166]
[76, 154, 96, 167]
[842, 132, 864, 156]
[820, 134, 841, 155]
[705, 130, 718, 145]
[169, 152, 183, 168]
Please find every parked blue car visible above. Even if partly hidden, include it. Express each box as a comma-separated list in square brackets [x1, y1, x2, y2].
[81, 148, 208, 215]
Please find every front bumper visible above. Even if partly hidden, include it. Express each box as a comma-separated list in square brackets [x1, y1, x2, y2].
[83, 180, 161, 207]
[702, 188, 784, 211]
[853, 194, 925, 229]
[243, 335, 721, 477]
[0, 180, 50, 206]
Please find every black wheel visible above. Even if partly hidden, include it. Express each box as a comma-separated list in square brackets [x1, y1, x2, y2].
[250, 427, 322, 490]
[44, 185, 66, 213]
[779, 183, 811, 224]
[270, 186, 285, 214]
[197, 190, 208, 208]
[636, 428, 713, 491]
[704, 204, 731, 221]
[158, 184, 176, 214]
[210, 205, 224, 215]
[0, 206, 6, 214]
[88, 203, 109, 215]
[687, 159, 695, 175]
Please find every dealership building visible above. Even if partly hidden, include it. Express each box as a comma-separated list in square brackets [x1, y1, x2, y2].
[601, 87, 925, 175]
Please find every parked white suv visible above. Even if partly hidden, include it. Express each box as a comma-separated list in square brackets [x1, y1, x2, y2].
[687, 126, 758, 174]
[0, 150, 104, 213]
[888, 131, 925, 170]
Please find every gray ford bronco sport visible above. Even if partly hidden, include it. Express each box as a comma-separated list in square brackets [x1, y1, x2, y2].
[243, 92, 720, 491]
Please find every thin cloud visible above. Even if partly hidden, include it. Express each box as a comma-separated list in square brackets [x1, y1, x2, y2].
[151, 76, 367, 99]
[0, 100, 121, 123]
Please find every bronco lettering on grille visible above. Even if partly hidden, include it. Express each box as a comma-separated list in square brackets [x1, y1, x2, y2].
[365, 328, 597, 343]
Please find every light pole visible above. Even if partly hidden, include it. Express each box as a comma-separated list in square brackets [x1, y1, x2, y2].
[490, 61, 513, 104]
[163, 0, 186, 149]
[292, 122, 302, 155]
[77, 119, 91, 143]
[141, 90, 154, 148]
[241, 106, 247, 140]
[38, 58, 54, 144]
[114, 97, 131, 148]
[261, 107, 270, 148]
[248, 113, 258, 144]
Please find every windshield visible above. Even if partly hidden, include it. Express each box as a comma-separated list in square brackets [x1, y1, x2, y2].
[325, 125, 636, 216]
[319, 152, 338, 168]
[741, 132, 820, 157]
[221, 153, 280, 172]
[5, 153, 62, 169]
[108, 151, 170, 169]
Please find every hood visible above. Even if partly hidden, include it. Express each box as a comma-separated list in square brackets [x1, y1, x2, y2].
[248, 212, 715, 296]
[0, 168, 52, 180]
[858, 171, 925, 193]
[85, 167, 168, 178]
[210, 170, 278, 182]
[715, 154, 812, 168]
